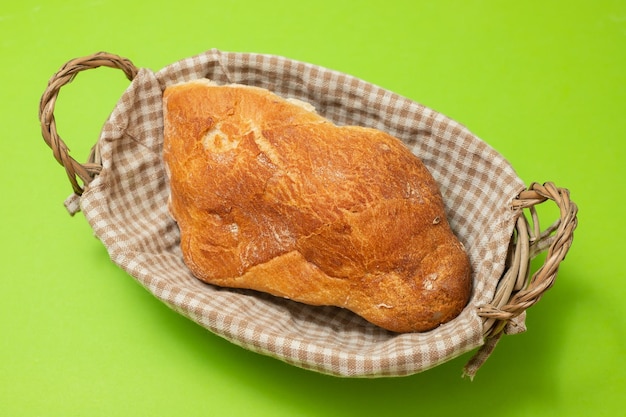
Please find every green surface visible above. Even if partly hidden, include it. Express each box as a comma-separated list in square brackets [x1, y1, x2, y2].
[1, 0, 624, 415]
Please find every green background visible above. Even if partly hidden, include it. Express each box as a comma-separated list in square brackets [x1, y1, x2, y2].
[2, 0, 624, 415]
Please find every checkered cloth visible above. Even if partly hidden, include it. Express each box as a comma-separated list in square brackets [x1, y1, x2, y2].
[67, 50, 525, 377]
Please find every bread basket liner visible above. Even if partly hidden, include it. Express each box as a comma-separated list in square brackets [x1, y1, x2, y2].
[39, 50, 578, 378]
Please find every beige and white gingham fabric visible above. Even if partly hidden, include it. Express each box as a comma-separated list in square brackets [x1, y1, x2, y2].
[71, 49, 526, 377]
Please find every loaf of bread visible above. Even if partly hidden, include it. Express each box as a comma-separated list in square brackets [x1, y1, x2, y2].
[162, 79, 471, 333]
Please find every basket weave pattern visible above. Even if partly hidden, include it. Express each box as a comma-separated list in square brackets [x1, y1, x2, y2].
[39, 51, 577, 378]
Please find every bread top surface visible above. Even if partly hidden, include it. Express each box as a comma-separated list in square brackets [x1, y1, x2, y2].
[163, 80, 471, 333]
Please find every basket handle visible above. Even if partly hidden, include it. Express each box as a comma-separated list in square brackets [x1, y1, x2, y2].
[39, 52, 139, 195]
[464, 181, 578, 378]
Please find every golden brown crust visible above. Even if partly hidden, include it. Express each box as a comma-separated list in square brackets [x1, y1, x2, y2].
[163, 80, 471, 333]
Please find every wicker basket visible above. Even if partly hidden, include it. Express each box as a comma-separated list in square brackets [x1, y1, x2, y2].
[39, 52, 577, 378]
